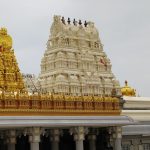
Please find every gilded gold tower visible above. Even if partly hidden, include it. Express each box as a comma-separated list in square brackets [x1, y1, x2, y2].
[0, 27, 25, 92]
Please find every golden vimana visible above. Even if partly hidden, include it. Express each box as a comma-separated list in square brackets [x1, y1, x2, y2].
[0, 27, 25, 93]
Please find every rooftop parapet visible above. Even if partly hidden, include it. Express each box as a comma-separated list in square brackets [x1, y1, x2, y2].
[0, 92, 120, 116]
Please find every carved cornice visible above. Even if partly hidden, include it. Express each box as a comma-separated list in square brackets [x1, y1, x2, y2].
[0, 93, 121, 116]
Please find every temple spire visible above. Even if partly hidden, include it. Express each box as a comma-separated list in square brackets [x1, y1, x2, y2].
[0, 27, 26, 93]
[39, 15, 121, 96]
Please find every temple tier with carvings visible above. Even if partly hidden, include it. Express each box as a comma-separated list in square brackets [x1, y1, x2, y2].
[39, 15, 121, 97]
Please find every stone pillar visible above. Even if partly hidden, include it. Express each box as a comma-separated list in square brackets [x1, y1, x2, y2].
[50, 129, 60, 150]
[131, 139, 141, 150]
[130, 145, 134, 150]
[132, 144, 138, 150]
[73, 127, 87, 150]
[113, 127, 122, 150]
[110, 136, 115, 149]
[139, 144, 144, 150]
[108, 128, 114, 149]
[29, 127, 40, 150]
[88, 134, 96, 150]
[76, 140, 84, 150]
[7, 130, 16, 150]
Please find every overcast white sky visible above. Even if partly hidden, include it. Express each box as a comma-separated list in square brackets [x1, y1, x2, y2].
[0, 0, 150, 96]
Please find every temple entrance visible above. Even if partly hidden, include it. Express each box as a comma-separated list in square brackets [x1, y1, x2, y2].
[16, 134, 30, 150]
[40, 133, 51, 150]
[60, 129, 75, 150]
[0, 138, 6, 150]
[84, 135, 89, 150]
[96, 128, 113, 150]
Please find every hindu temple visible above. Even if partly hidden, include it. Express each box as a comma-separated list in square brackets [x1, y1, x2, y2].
[0, 15, 150, 150]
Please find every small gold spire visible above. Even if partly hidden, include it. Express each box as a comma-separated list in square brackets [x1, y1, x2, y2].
[121, 80, 136, 96]
[0, 27, 13, 51]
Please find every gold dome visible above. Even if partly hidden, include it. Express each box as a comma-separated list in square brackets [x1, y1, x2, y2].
[121, 81, 136, 96]
[0, 27, 13, 51]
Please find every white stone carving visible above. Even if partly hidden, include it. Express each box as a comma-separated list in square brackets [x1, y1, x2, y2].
[39, 15, 121, 96]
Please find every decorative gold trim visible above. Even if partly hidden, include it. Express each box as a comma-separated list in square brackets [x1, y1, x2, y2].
[0, 94, 121, 116]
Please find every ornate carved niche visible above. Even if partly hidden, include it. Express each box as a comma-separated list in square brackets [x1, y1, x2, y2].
[105, 88, 112, 96]
[64, 38, 70, 46]
[65, 85, 69, 93]
[106, 64, 112, 72]
[88, 41, 91, 48]
[90, 42, 94, 49]
[72, 62, 77, 69]
[98, 87, 103, 95]
[68, 61, 77, 69]
[70, 85, 75, 94]
[82, 86, 88, 95]
[57, 37, 66, 47]
[94, 42, 99, 48]
[70, 39, 77, 47]
[55, 60, 60, 68]
[81, 40, 88, 48]
[51, 39, 55, 47]
[47, 40, 52, 49]
[62, 61, 67, 68]
[49, 62, 53, 70]
[67, 61, 71, 68]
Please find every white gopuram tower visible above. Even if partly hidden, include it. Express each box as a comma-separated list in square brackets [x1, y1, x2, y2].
[39, 15, 121, 96]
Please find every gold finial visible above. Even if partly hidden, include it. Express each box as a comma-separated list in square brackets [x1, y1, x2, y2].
[121, 80, 136, 97]
[0, 27, 7, 35]
[125, 80, 128, 86]
[0, 27, 12, 50]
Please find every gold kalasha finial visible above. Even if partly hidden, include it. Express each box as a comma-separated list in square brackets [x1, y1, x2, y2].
[0, 27, 12, 50]
[121, 80, 136, 97]
[0, 27, 7, 35]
